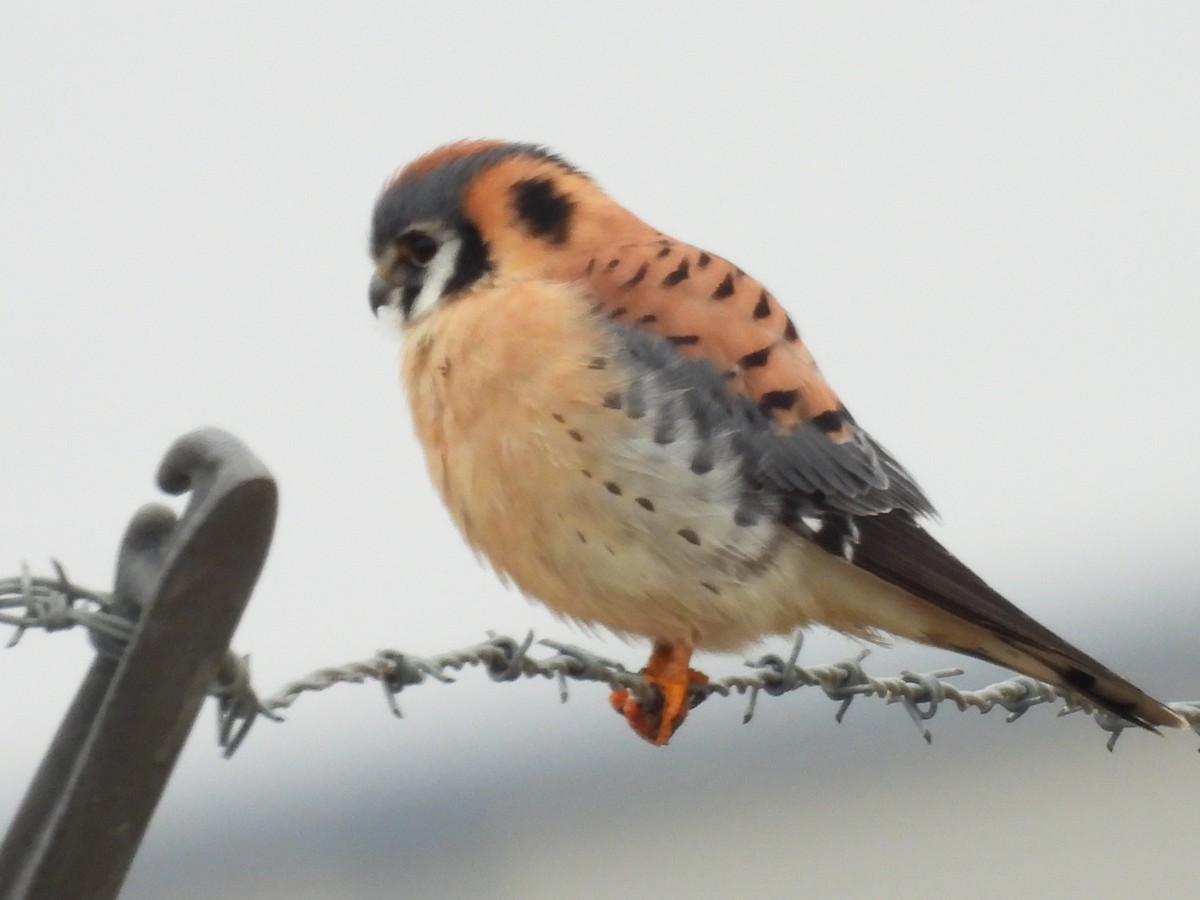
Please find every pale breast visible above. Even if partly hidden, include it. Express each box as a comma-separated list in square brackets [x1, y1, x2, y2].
[401, 278, 822, 649]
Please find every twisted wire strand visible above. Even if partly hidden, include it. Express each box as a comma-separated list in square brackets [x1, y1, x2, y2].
[4, 566, 1198, 758]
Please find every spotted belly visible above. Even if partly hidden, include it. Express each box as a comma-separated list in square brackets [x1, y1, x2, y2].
[401, 278, 821, 649]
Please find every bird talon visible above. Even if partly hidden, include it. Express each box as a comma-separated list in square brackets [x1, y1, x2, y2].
[610, 642, 707, 746]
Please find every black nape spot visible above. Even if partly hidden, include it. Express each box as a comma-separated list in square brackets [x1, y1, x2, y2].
[602, 391, 622, 410]
[511, 177, 575, 244]
[753, 290, 772, 319]
[711, 273, 735, 300]
[667, 334, 700, 346]
[551, 413, 565, 423]
[738, 346, 772, 369]
[635, 497, 655, 511]
[700, 581, 720, 595]
[656, 244, 673, 258]
[438, 358, 453, 377]
[783, 318, 799, 341]
[677, 528, 702, 546]
[620, 263, 649, 290]
[581, 469, 593, 478]
[697, 252, 712, 269]
[588, 357, 608, 370]
[606, 545, 616, 556]
[661, 258, 690, 287]
[608, 306, 627, 319]
[759, 389, 800, 413]
[811, 410, 844, 433]
[603, 481, 623, 496]
[568, 429, 584, 442]
[636, 313, 658, 325]
[606, 258, 620, 270]
[576, 530, 587, 544]
[584, 258, 596, 275]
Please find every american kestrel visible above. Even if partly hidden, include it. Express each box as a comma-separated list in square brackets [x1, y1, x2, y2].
[368, 140, 1181, 745]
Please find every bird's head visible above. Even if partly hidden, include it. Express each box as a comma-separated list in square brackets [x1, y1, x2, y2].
[368, 140, 649, 322]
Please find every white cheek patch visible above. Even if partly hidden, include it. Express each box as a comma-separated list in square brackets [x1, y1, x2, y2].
[407, 236, 462, 322]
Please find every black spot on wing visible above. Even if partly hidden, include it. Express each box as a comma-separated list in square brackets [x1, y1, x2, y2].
[738, 346, 772, 369]
[711, 273, 735, 300]
[811, 409, 844, 433]
[661, 258, 690, 287]
[783, 319, 798, 341]
[667, 334, 700, 346]
[753, 290, 771, 319]
[697, 252, 712, 268]
[605, 321, 933, 517]
[510, 177, 575, 244]
[759, 389, 799, 413]
[621, 263, 649, 290]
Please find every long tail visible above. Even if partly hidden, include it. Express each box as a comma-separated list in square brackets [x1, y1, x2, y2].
[845, 511, 1181, 730]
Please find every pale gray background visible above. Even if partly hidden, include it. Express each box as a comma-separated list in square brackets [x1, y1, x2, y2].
[2, 3, 1198, 899]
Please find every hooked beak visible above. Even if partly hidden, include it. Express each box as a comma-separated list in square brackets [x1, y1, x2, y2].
[369, 272, 395, 317]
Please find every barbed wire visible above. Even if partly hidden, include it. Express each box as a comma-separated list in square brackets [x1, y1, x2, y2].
[5, 565, 1200, 758]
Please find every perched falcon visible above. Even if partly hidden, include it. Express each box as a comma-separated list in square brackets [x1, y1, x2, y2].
[368, 140, 1181, 745]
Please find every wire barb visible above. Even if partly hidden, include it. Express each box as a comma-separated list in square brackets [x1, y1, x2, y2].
[5, 564, 1199, 757]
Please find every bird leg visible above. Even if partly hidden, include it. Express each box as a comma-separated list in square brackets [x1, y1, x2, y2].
[609, 639, 708, 746]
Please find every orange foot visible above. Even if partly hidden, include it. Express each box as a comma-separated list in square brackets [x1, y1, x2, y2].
[609, 640, 708, 746]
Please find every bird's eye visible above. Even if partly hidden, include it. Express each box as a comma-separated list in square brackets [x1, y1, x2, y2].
[402, 231, 439, 266]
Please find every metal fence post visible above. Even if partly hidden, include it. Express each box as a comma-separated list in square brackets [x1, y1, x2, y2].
[0, 428, 277, 900]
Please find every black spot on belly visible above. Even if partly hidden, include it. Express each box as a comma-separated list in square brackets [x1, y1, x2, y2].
[568, 429, 584, 442]
[602, 391, 622, 410]
[635, 497, 655, 511]
[604, 481, 623, 496]
[677, 528, 701, 546]
[700, 581, 720, 595]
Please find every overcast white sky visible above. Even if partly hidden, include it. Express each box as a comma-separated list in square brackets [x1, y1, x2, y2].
[2, 4, 1199, 898]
